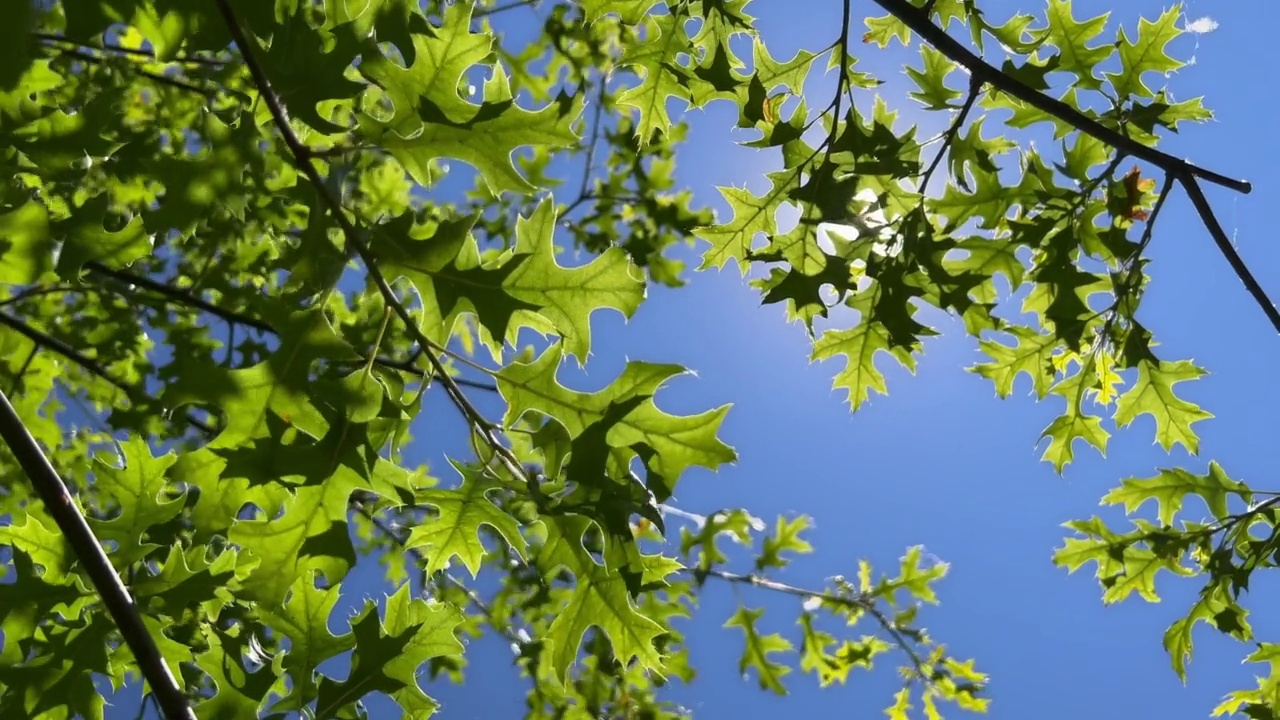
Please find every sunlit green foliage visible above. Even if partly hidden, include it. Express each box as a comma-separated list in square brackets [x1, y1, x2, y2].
[0, 0, 1264, 717]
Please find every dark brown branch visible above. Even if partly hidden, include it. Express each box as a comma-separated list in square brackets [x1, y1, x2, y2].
[871, 0, 1280, 333]
[693, 566, 933, 686]
[0, 389, 196, 720]
[1180, 176, 1280, 332]
[871, 0, 1249, 194]
[0, 311, 139, 397]
[918, 74, 982, 193]
[214, 0, 532, 486]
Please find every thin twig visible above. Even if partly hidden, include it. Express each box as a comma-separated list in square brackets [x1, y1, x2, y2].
[576, 82, 608, 203]
[0, 389, 196, 720]
[0, 284, 95, 308]
[214, 0, 534, 488]
[695, 567, 933, 685]
[84, 264, 499, 390]
[86, 262, 273, 333]
[0, 312, 214, 437]
[918, 75, 982, 194]
[474, 0, 541, 19]
[41, 45, 215, 96]
[32, 31, 227, 67]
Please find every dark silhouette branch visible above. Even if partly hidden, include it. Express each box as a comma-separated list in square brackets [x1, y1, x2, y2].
[0, 389, 196, 720]
[870, 0, 1280, 334]
[918, 74, 982, 193]
[474, 0, 541, 19]
[85, 262, 273, 333]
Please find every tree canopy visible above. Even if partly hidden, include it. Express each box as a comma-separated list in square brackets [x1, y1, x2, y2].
[0, 0, 1274, 718]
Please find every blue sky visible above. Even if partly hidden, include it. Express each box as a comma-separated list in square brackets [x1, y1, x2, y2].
[77, 1, 1279, 718]
[403, 1, 1280, 718]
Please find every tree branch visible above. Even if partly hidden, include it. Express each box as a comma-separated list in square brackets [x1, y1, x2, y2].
[871, 0, 1280, 333]
[214, 0, 530, 486]
[82, 264, 499, 391]
[871, 0, 1249, 194]
[32, 31, 227, 67]
[85, 262, 273, 334]
[40, 44, 215, 96]
[474, 0, 541, 19]
[0, 311, 214, 437]
[0, 389, 196, 720]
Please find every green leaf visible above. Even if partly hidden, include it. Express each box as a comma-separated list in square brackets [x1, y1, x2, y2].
[1107, 6, 1184, 98]
[1164, 584, 1252, 681]
[313, 584, 464, 717]
[0, 200, 54, 285]
[374, 200, 644, 361]
[756, 515, 814, 571]
[87, 437, 185, 567]
[358, 4, 583, 193]
[615, 10, 696, 142]
[406, 460, 528, 578]
[725, 606, 793, 695]
[905, 44, 961, 111]
[577, 0, 664, 24]
[164, 307, 360, 446]
[538, 515, 667, 683]
[812, 289, 920, 411]
[1114, 359, 1213, 454]
[1038, 0, 1112, 90]
[971, 326, 1058, 399]
[1102, 462, 1248, 526]
[498, 344, 736, 499]
[54, 195, 154, 279]
[260, 575, 357, 709]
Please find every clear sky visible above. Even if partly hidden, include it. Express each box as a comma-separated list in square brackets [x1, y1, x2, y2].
[77, 1, 1278, 718]
[412, 1, 1280, 718]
